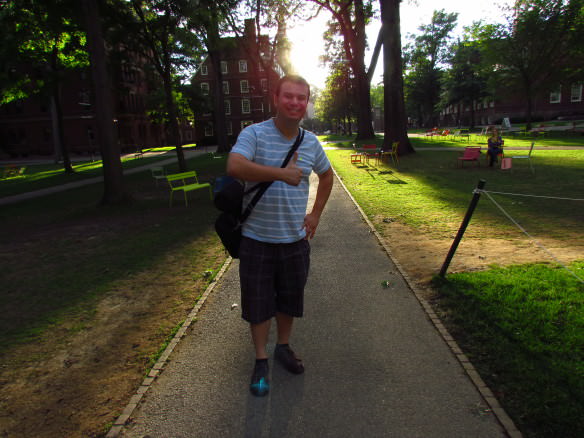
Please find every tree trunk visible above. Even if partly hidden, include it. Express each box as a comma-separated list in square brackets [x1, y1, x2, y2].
[82, 0, 128, 204]
[380, 0, 414, 155]
[49, 48, 74, 173]
[525, 85, 534, 131]
[351, 0, 375, 140]
[354, 70, 375, 139]
[162, 67, 187, 171]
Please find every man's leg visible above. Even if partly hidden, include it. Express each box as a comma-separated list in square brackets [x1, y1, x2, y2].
[239, 237, 275, 396]
[275, 312, 294, 345]
[274, 312, 304, 374]
[251, 319, 271, 359]
[249, 319, 272, 397]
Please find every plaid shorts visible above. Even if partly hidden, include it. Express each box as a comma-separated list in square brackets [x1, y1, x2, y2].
[239, 236, 311, 324]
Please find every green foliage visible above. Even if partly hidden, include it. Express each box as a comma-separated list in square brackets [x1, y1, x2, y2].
[370, 83, 383, 108]
[314, 61, 354, 127]
[403, 9, 458, 127]
[440, 39, 489, 128]
[0, 0, 89, 105]
[473, 0, 584, 129]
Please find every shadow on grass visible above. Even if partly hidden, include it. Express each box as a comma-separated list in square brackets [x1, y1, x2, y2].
[329, 148, 584, 238]
[0, 154, 228, 352]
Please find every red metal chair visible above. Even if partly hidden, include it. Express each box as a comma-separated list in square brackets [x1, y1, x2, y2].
[362, 144, 380, 165]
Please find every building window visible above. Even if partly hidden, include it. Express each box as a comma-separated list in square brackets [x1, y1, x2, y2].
[221, 61, 228, 74]
[261, 79, 268, 92]
[570, 83, 582, 102]
[223, 81, 230, 94]
[227, 121, 233, 135]
[225, 99, 231, 115]
[254, 102, 264, 113]
[79, 89, 91, 109]
[240, 80, 249, 93]
[241, 120, 253, 130]
[201, 82, 209, 95]
[204, 123, 213, 136]
[239, 59, 248, 73]
[242, 98, 250, 114]
[550, 86, 561, 103]
[201, 65, 208, 75]
[258, 62, 264, 72]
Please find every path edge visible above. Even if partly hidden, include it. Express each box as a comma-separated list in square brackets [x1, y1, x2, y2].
[331, 166, 522, 438]
[105, 255, 233, 438]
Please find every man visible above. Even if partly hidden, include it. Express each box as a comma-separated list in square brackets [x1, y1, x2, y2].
[227, 75, 334, 397]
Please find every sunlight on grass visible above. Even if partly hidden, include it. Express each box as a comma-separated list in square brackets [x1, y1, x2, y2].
[433, 261, 584, 438]
[327, 148, 584, 240]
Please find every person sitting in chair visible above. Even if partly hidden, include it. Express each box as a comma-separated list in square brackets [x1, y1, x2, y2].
[487, 128, 504, 167]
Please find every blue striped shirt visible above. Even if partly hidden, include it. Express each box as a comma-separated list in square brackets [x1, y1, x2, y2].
[231, 119, 331, 243]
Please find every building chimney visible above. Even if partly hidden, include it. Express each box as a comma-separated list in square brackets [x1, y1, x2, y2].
[244, 19, 257, 42]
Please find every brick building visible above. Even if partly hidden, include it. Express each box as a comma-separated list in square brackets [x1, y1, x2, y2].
[0, 50, 194, 159]
[191, 20, 284, 146]
[440, 82, 584, 127]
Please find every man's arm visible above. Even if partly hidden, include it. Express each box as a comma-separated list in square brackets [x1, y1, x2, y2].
[303, 167, 334, 239]
[227, 152, 302, 186]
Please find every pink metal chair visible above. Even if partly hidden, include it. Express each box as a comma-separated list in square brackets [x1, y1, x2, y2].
[457, 147, 481, 168]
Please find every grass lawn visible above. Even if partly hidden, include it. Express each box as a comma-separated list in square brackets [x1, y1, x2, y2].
[0, 145, 199, 198]
[318, 132, 584, 149]
[326, 145, 584, 438]
[0, 152, 226, 351]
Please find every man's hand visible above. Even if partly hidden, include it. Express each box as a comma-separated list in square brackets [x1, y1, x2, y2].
[303, 212, 320, 240]
[303, 168, 333, 240]
[280, 152, 302, 186]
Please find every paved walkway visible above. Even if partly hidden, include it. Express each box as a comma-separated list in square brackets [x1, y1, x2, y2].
[115, 172, 517, 438]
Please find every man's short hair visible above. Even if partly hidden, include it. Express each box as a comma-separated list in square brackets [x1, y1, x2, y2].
[275, 75, 310, 99]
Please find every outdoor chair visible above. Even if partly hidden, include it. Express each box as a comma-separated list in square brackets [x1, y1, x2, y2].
[457, 147, 481, 168]
[362, 144, 380, 165]
[166, 171, 212, 207]
[380, 141, 399, 167]
[511, 142, 535, 174]
[458, 129, 471, 142]
[151, 166, 166, 187]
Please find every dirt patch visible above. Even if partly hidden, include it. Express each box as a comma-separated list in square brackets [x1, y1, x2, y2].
[374, 219, 583, 296]
[0, 245, 224, 438]
[0, 184, 225, 438]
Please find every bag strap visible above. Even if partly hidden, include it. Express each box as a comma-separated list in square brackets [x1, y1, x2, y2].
[240, 128, 305, 223]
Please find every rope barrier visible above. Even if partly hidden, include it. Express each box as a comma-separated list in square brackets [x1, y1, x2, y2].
[479, 190, 584, 202]
[482, 191, 584, 284]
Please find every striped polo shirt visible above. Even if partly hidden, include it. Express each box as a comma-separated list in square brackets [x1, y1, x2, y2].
[230, 119, 331, 243]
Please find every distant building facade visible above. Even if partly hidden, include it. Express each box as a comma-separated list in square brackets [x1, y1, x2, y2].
[0, 50, 194, 158]
[440, 82, 584, 127]
[191, 19, 284, 146]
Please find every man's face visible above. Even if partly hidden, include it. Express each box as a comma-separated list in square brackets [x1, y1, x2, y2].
[274, 81, 309, 122]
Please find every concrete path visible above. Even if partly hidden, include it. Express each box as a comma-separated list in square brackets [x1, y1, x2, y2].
[118, 173, 511, 438]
